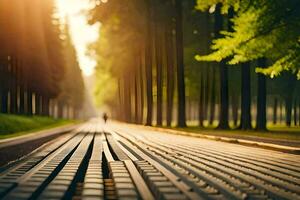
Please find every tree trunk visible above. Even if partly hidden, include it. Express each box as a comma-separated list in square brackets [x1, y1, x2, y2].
[204, 12, 211, 122]
[65, 105, 70, 119]
[10, 87, 17, 114]
[285, 95, 292, 127]
[139, 57, 145, 124]
[49, 99, 53, 117]
[205, 67, 210, 122]
[42, 97, 50, 116]
[10, 57, 18, 114]
[279, 99, 284, 124]
[198, 71, 205, 127]
[218, 60, 229, 129]
[134, 72, 139, 124]
[256, 58, 267, 131]
[129, 76, 134, 123]
[9, 89, 17, 114]
[19, 86, 25, 114]
[120, 78, 126, 122]
[1, 90, 8, 113]
[239, 62, 252, 130]
[35, 94, 41, 115]
[175, 0, 187, 127]
[216, 4, 229, 129]
[166, 24, 175, 127]
[293, 99, 298, 126]
[273, 98, 278, 124]
[0, 59, 8, 113]
[18, 59, 25, 115]
[57, 101, 64, 118]
[155, 26, 163, 126]
[124, 75, 131, 123]
[145, 0, 153, 126]
[209, 67, 216, 125]
[145, 64, 153, 126]
[26, 90, 33, 115]
[117, 78, 123, 121]
[0, 63, 3, 113]
[73, 108, 79, 119]
[231, 95, 239, 127]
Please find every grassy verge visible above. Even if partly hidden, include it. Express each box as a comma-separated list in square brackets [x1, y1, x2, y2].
[173, 126, 300, 141]
[0, 114, 78, 140]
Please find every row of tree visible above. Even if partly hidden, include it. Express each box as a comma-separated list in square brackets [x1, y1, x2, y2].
[88, 0, 300, 130]
[0, 0, 85, 119]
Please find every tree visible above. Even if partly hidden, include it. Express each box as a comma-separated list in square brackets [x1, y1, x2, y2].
[166, 19, 175, 127]
[239, 62, 252, 130]
[56, 23, 85, 119]
[0, 0, 79, 119]
[196, 0, 300, 78]
[88, 0, 147, 123]
[215, 3, 229, 129]
[256, 58, 267, 130]
[175, 0, 187, 127]
[145, 0, 154, 126]
[196, 0, 300, 130]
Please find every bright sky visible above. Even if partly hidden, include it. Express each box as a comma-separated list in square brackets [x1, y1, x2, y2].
[56, 0, 99, 76]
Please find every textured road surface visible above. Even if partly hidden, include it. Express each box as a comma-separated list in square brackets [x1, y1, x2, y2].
[0, 120, 299, 200]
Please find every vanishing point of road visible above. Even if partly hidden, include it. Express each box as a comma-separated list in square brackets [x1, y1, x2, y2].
[0, 120, 299, 200]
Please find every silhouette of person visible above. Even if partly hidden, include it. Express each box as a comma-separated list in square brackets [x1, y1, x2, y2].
[102, 113, 108, 123]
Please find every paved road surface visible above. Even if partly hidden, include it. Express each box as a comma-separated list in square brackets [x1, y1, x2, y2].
[0, 120, 299, 200]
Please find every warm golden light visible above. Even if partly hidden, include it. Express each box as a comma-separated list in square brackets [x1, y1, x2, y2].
[55, 0, 99, 76]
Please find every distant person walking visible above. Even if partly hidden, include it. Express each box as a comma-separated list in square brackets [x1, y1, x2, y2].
[102, 113, 108, 123]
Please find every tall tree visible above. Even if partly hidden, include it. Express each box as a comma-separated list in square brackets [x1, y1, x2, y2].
[196, 0, 300, 130]
[256, 58, 267, 130]
[145, 0, 154, 126]
[154, 0, 163, 126]
[166, 21, 175, 127]
[175, 0, 187, 127]
[240, 62, 252, 130]
[215, 3, 229, 129]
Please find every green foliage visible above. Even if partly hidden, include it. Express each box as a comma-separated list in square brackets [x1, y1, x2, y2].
[196, 0, 239, 14]
[256, 43, 300, 79]
[88, 0, 145, 107]
[93, 70, 118, 107]
[196, 0, 300, 79]
[183, 1, 208, 101]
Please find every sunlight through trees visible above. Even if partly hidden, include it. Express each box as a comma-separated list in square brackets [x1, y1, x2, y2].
[0, 0, 85, 119]
[88, 0, 300, 129]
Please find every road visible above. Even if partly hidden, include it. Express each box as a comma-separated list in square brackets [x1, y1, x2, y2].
[0, 120, 299, 200]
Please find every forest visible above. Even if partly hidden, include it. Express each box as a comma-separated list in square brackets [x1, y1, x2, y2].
[0, 0, 85, 119]
[88, 0, 300, 130]
[0, 0, 299, 131]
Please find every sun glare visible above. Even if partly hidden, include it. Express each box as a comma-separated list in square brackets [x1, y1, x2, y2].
[56, 0, 99, 76]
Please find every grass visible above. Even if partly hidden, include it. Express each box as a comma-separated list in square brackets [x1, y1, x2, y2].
[0, 114, 78, 140]
[173, 125, 300, 141]
[150, 120, 300, 141]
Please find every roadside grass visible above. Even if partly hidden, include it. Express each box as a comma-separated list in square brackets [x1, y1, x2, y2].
[0, 114, 78, 140]
[173, 122, 300, 141]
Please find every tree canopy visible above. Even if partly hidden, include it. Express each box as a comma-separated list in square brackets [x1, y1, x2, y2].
[195, 0, 300, 79]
